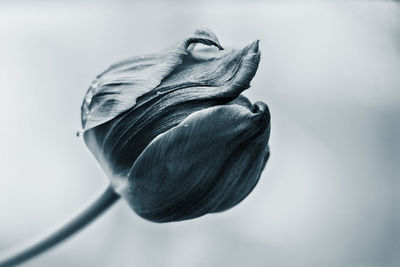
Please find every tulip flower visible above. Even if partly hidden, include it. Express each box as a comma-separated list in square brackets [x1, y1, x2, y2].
[0, 28, 270, 266]
[82, 27, 271, 222]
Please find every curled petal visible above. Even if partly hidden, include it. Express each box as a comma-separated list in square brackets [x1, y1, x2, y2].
[81, 27, 223, 131]
[122, 102, 270, 222]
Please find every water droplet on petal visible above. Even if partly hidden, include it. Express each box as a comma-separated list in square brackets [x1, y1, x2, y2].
[76, 130, 84, 138]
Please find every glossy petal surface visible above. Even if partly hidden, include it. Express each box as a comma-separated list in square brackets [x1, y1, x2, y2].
[124, 103, 270, 222]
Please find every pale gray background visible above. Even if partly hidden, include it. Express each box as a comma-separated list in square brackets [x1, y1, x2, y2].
[0, 1, 399, 266]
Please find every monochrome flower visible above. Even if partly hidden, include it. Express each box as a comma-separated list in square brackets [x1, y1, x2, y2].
[81, 28, 270, 222]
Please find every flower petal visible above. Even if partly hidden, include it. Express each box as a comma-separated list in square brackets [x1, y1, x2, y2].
[122, 102, 270, 222]
[81, 27, 223, 131]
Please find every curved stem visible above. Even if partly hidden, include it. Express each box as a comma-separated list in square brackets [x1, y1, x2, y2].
[0, 185, 120, 267]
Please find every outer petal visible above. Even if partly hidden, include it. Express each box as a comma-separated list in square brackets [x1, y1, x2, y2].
[81, 27, 223, 131]
[122, 102, 270, 222]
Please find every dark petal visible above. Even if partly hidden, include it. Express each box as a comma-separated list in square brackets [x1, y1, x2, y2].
[81, 27, 223, 131]
[122, 102, 270, 223]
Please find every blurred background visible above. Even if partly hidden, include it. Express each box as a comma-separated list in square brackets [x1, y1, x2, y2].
[0, 1, 399, 266]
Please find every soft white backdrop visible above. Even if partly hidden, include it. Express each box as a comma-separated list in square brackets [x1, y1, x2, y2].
[0, 1, 399, 266]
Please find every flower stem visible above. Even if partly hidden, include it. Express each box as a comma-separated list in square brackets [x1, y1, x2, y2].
[0, 185, 120, 267]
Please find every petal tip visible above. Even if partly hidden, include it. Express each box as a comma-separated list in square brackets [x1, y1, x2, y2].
[246, 39, 260, 56]
[250, 39, 260, 53]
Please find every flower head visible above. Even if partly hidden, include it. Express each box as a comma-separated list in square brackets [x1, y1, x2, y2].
[81, 28, 270, 222]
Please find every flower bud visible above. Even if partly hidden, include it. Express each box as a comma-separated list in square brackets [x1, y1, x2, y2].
[81, 28, 271, 222]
